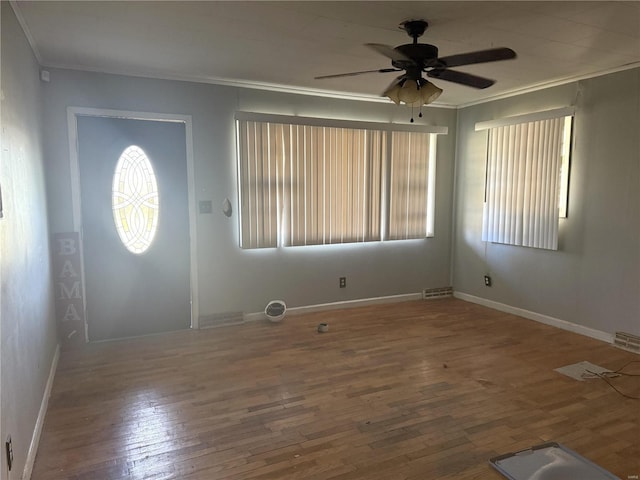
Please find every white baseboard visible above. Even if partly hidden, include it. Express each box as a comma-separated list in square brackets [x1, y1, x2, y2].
[454, 291, 613, 344]
[22, 344, 60, 480]
[244, 292, 423, 322]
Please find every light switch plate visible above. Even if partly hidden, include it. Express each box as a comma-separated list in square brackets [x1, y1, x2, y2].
[199, 200, 212, 214]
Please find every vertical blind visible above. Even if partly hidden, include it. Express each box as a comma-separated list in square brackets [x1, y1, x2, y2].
[482, 116, 571, 250]
[237, 121, 281, 248]
[389, 131, 433, 240]
[237, 117, 438, 249]
[285, 125, 384, 246]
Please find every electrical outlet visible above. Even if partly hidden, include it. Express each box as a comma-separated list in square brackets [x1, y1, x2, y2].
[339, 277, 346, 288]
[6, 435, 13, 471]
[484, 275, 492, 287]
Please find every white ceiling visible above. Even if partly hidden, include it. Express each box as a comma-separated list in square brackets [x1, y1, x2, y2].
[12, 1, 640, 107]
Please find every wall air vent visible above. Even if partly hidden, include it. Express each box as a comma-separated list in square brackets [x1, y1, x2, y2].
[614, 331, 640, 354]
[422, 287, 453, 300]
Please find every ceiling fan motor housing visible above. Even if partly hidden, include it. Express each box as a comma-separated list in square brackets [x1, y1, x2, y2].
[393, 43, 439, 70]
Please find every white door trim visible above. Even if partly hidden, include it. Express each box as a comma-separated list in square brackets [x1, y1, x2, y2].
[67, 106, 200, 333]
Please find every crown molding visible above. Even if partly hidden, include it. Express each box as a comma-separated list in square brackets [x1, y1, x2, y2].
[35, 58, 640, 111]
[10, 0, 43, 64]
[458, 62, 640, 109]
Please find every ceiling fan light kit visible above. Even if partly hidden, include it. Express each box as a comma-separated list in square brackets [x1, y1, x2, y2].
[384, 77, 443, 122]
[384, 78, 443, 105]
[316, 19, 516, 122]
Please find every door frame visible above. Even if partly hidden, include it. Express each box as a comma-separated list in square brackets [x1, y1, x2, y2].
[66, 106, 200, 340]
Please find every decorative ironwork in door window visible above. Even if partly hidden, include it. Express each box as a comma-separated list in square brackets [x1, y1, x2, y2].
[112, 145, 159, 254]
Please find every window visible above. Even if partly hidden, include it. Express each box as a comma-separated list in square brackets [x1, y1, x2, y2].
[389, 131, 437, 240]
[112, 145, 159, 254]
[477, 108, 574, 250]
[236, 114, 445, 249]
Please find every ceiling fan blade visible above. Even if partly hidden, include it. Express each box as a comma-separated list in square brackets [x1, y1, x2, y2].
[437, 47, 516, 68]
[365, 43, 414, 63]
[315, 68, 400, 80]
[428, 69, 495, 89]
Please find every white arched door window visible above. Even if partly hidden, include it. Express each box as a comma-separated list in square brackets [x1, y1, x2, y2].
[112, 145, 159, 254]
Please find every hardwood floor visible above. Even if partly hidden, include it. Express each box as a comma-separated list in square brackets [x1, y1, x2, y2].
[32, 298, 640, 479]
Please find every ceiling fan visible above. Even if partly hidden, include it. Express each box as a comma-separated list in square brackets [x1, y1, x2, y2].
[315, 20, 516, 118]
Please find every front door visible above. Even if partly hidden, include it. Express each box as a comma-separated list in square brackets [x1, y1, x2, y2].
[77, 116, 191, 340]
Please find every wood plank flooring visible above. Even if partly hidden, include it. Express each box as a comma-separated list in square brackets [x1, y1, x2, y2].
[32, 298, 640, 479]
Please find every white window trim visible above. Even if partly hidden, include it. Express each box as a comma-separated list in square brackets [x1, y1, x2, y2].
[479, 109, 574, 250]
[475, 107, 575, 131]
[235, 113, 448, 248]
[235, 111, 448, 135]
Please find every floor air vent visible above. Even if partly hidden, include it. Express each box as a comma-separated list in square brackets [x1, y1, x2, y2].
[614, 331, 640, 354]
[422, 287, 453, 300]
[199, 312, 244, 329]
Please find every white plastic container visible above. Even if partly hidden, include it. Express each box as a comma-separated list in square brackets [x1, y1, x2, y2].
[264, 300, 286, 323]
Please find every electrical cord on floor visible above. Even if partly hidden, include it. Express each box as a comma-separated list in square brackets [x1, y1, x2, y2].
[611, 360, 640, 376]
[583, 362, 640, 400]
[579, 360, 640, 379]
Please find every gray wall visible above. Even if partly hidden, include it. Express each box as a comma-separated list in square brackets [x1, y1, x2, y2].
[42, 69, 458, 319]
[1, 3, 58, 479]
[453, 68, 640, 337]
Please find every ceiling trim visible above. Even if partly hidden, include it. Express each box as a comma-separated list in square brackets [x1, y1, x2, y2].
[10, 1, 42, 64]
[39, 61, 464, 109]
[34, 57, 640, 112]
[38, 58, 640, 111]
[42, 58, 462, 109]
[459, 62, 640, 109]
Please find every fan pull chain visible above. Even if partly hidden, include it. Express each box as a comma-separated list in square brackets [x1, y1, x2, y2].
[410, 105, 415, 123]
